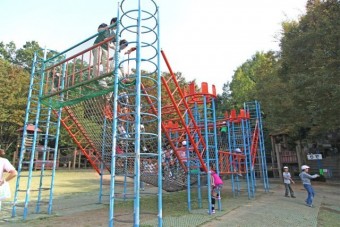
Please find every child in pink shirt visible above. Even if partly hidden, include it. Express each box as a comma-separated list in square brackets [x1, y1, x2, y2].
[210, 164, 223, 214]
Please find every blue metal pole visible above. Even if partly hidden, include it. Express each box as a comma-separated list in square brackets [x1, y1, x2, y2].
[185, 108, 191, 212]
[23, 49, 48, 219]
[256, 101, 270, 192]
[108, 2, 121, 226]
[133, 1, 142, 225]
[227, 120, 235, 196]
[99, 117, 108, 203]
[246, 118, 256, 197]
[48, 61, 66, 214]
[156, 5, 163, 227]
[36, 50, 53, 214]
[203, 97, 212, 214]
[12, 52, 37, 217]
[193, 102, 202, 208]
[241, 119, 252, 199]
[211, 98, 221, 210]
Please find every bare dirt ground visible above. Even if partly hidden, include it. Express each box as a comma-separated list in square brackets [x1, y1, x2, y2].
[1, 170, 339, 227]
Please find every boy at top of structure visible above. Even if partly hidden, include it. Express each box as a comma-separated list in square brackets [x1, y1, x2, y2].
[299, 165, 319, 207]
[109, 17, 129, 52]
[109, 17, 118, 42]
[93, 23, 115, 80]
[209, 164, 223, 214]
[109, 18, 129, 69]
[220, 121, 227, 149]
[283, 166, 295, 198]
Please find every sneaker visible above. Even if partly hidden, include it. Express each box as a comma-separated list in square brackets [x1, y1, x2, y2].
[207, 210, 216, 214]
[291, 196, 296, 198]
[238, 174, 243, 177]
[305, 203, 313, 207]
[285, 195, 290, 197]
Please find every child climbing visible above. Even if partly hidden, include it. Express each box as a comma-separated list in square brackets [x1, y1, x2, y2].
[209, 164, 223, 214]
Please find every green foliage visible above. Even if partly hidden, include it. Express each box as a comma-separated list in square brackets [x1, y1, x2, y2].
[0, 41, 16, 62]
[227, 51, 279, 110]
[0, 41, 73, 150]
[219, 0, 340, 140]
[215, 82, 234, 117]
[0, 59, 30, 125]
[0, 122, 19, 152]
[279, 0, 340, 137]
[14, 41, 42, 71]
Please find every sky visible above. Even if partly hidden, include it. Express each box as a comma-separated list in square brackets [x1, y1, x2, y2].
[0, 0, 308, 95]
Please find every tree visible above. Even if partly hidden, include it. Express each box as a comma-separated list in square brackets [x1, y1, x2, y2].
[228, 51, 279, 108]
[215, 82, 234, 116]
[279, 0, 340, 137]
[0, 41, 16, 63]
[0, 59, 30, 126]
[15, 41, 42, 71]
[0, 122, 20, 153]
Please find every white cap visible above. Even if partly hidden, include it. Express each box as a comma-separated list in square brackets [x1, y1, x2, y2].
[235, 148, 241, 153]
[301, 165, 310, 170]
[182, 141, 187, 146]
[283, 166, 288, 169]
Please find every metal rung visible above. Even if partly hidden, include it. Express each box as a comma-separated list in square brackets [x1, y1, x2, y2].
[19, 174, 53, 178]
[18, 187, 51, 192]
[39, 187, 51, 191]
[21, 161, 32, 164]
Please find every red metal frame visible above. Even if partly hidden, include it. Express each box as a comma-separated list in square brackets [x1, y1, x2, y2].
[219, 151, 246, 175]
[159, 50, 212, 172]
[54, 107, 109, 174]
[250, 120, 260, 168]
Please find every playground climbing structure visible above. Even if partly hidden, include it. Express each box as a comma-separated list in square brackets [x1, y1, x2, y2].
[13, 1, 164, 225]
[11, 1, 269, 226]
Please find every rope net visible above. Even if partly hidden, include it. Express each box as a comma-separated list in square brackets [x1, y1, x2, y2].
[39, 36, 193, 192]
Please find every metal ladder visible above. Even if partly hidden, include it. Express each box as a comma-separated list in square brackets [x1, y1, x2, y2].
[12, 50, 62, 219]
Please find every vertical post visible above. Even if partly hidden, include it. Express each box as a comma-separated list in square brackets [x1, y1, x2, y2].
[270, 136, 277, 178]
[78, 151, 81, 168]
[99, 117, 106, 203]
[275, 143, 282, 179]
[296, 141, 302, 170]
[13, 144, 18, 167]
[73, 148, 77, 169]
[57, 148, 60, 169]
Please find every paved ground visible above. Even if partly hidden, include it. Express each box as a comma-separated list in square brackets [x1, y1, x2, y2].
[1, 178, 339, 226]
[201, 179, 340, 227]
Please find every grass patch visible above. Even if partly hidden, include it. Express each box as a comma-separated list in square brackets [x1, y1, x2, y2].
[318, 205, 340, 227]
[7, 169, 101, 201]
